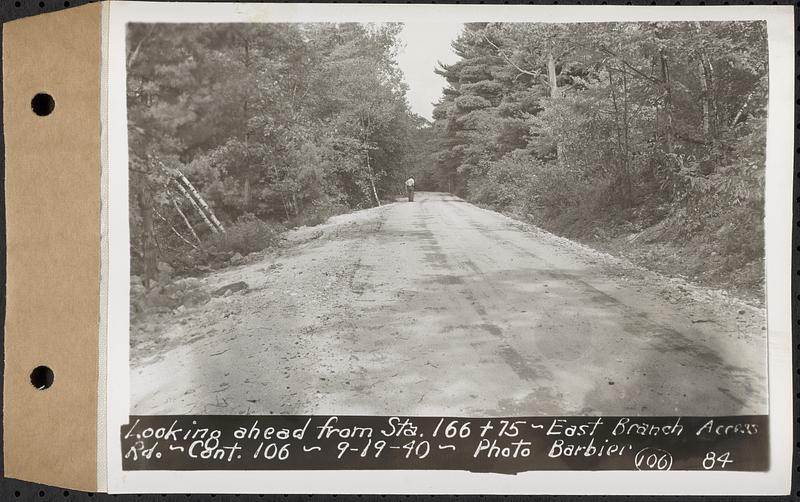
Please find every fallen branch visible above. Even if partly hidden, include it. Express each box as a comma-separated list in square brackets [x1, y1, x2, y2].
[170, 178, 219, 234]
[169, 192, 201, 245]
[153, 207, 200, 250]
[174, 169, 226, 232]
[156, 159, 225, 233]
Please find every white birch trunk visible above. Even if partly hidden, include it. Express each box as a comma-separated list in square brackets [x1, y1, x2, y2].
[365, 149, 381, 207]
[172, 178, 219, 234]
[730, 89, 756, 128]
[699, 59, 710, 140]
[154, 208, 200, 250]
[546, 47, 565, 169]
[172, 198, 201, 245]
[173, 169, 225, 232]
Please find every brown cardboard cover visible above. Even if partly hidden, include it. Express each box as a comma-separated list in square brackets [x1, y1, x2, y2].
[3, 3, 103, 492]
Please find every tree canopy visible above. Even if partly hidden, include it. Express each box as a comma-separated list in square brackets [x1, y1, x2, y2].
[423, 21, 768, 295]
[127, 22, 420, 281]
[128, 20, 769, 297]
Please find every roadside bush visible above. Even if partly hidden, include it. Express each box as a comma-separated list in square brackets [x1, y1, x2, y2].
[470, 153, 541, 211]
[286, 197, 350, 228]
[469, 151, 623, 237]
[205, 213, 284, 256]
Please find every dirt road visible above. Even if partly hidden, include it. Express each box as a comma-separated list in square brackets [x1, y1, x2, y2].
[130, 192, 767, 416]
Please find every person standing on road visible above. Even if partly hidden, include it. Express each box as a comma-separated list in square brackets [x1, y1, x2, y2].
[405, 177, 415, 202]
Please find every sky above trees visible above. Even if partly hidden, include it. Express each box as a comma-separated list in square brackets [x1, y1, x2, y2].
[396, 22, 463, 120]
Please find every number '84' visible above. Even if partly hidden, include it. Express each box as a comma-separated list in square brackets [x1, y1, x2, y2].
[702, 451, 733, 469]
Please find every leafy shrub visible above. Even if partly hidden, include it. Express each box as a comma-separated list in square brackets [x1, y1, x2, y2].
[205, 213, 284, 256]
[470, 152, 538, 209]
[286, 198, 350, 228]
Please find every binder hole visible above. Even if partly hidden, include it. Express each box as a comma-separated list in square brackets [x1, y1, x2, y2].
[31, 93, 55, 116]
[30, 365, 54, 390]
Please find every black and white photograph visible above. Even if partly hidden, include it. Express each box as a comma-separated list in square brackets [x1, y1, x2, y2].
[126, 17, 773, 419]
[96, 1, 800, 493]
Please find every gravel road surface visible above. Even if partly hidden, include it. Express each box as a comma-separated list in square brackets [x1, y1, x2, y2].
[130, 192, 766, 416]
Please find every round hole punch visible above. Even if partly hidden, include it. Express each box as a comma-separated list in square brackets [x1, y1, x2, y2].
[30, 365, 54, 390]
[30, 93, 55, 116]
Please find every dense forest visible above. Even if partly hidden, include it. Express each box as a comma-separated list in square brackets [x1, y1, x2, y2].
[419, 21, 768, 298]
[129, 20, 768, 300]
[127, 23, 420, 283]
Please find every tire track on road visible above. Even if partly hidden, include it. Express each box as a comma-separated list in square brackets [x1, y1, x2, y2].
[420, 195, 553, 385]
[439, 195, 765, 414]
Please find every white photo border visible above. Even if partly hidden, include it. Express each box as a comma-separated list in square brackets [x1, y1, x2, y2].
[103, 2, 795, 494]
